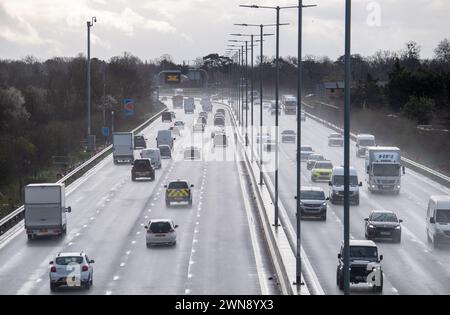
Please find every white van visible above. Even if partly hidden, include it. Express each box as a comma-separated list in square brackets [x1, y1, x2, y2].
[156, 130, 175, 149]
[426, 195, 450, 248]
[356, 134, 376, 157]
[329, 166, 362, 205]
[140, 148, 162, 169]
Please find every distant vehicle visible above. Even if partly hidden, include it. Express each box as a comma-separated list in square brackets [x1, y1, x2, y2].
[156, 130, 175, 149]
[211, 126, 225, 139]
[248, 90, 259, 101]
[336, 240, 383, 292]
[113, 132, 134, 164]
[197, 116, 207, 126]
[172, 94, 184, 109]
[281, 130, 296, 143]
[329, 166, 362, 205]
[158, 145, 172, 160]
[256, 132, 271, 144]
[201, 98, 213, 112]
[199, 111, 208, 118]
[300, 110, 306, 121]
[193, 123, 205, 132]
[165, 180, 194, 207]
[184, 97, 195, 114]
[131, 159, 155, 181]
[49, 252, 94, 291]
[299, 186, 329, 221]
[264, 139, 277, 152]
[213, 133, 228, 148]
[311, 160, 333, 182]
[161, 96, 168, 101]
[174, 120, 185, 129]
[169, 126, 181, 137]
[306, 154, 325, 170]
[174, 88, 184, 95]
[269, 101, 278, 115]
[365, 147, 403, 194]
[184, 146, 201, 160]
[169, 111, 176, 119]
[214, 116, 225, 127]
[161, 112, 173, 123]
[282, 95, 297, 115]
[426, 195, 450, 248]
[145, 219, 178, 247]
[328, 133, 344, 147]
[300, 145, 314, 161]
[365, 210, 402, 243]
[263, 101, 271, 109]
[140, 148, 162, 169]
[134, 135, 147, 149]
[356, 134, 376, 157]
[216, 108, 226, 116]
[25, 183, 71, 240]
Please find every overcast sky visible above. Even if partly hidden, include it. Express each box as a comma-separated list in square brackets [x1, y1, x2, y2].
[0, 0, 449, 63]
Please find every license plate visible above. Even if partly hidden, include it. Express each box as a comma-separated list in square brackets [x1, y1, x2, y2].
[40, 229, 48, 233]
[380, 232, 391, 236]
[155, 234, 166, 237]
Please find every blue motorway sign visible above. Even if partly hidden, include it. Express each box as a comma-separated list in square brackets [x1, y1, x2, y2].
[102, 127, 110, 137]
[124, 99, 135, 117]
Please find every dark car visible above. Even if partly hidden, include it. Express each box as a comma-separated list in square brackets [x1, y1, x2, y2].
[365, 210, 403, 243]
[162, 112, 172, 123]
[131, 159, 155, 181]
[134, 135, 147, 149]
[336, 240, 383, 292]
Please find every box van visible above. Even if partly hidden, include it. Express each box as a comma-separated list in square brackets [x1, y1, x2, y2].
[356, 134, 376, 157]
[426, 195, 450, 248]
[329, 166, 362, 205]
[156, 130, 175, 149]
[162, 112, 172, 123]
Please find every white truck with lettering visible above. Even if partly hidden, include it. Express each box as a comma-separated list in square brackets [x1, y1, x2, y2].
[365, 147, 404, 194]
[24, 183, 72, 240]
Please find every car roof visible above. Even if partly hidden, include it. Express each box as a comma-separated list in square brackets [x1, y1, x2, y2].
[300, 186, 325, 192]
[314, 160, 332, 165]
[169, 179, 189, 184]
[347, 240, 377, 247]
[332, 166, 357, 175]
[430, 195, 450, 208]
[357, 134, 375, 139]
[150, 219, 172, 224]
[308, 153, 323, 158]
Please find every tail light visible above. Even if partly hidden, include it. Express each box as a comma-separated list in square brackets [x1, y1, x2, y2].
[82, 265, 89, 272]
[50, 266, 56, 273]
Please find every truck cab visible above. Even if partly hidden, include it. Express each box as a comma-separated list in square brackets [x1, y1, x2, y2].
[184, 97, 195, 114]
[356, 134, 376, 157]
[365, 146, 404, 194]
[282, 95, 297, 115]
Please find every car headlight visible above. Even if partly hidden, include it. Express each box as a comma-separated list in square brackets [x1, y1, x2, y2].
[372, 185, 376, 188]
[397, 186, 401, 189]
[395, 225, 401, 230]
[368, 224, 375, 229]
[322, 202, 327, 207]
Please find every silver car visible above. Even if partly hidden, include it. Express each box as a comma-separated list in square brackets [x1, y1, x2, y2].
[140, 148, 162, 169]
[49, 252, 94, 291]
[145, 219, 178, 247]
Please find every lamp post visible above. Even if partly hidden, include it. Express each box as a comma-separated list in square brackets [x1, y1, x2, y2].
[86, 16, 96, 151]
[240, 2, 316, 289]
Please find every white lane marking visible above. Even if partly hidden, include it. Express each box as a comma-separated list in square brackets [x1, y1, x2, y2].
[120, 262, 126, 267]
[105, 290, 112, 295]
[126, 251, 131, 255]
[113, 276, 120, 281]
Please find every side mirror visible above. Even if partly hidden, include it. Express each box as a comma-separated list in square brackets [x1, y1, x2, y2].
[366, 166, 370, 173]
[364, 218, 369, 222]
[359, 182, 363, 187]
[89, 260, 95, 264]
[430, 217, 435, 224]
[49, 261, 54, 265]
[399, 219, 403, 223]
[174, 225, 179, 229]
[326, 197, 330, 201]
[337, 253, 342, 259]
[66, 206, 72, 213]
[173, 138, 176, 141]
[164, 185, 168, 188]
[379, 255, 383, 261]
[144, 226, 148, 229]
[402, 166, 406, 175]
[328, 181, 332, 186]
[190, 184, 194, 188]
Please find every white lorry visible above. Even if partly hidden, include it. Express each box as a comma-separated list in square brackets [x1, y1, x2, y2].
[282, 95, 297, 115]
[24, 183, 71, 240]
[113, 132, 134, 164]
[356, 134, 376, 157]
[365, 147, 404, 194]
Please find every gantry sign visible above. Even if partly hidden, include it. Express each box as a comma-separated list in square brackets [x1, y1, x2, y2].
[163, 71, 182, 84]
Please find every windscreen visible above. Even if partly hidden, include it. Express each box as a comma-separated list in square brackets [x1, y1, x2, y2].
[350, 246, 378, 259]
[436, 210, 450, 224]
[168, 182, 189, 189]
[371, 212, 398, 222]
[373, 164, 399, 176]
[150, 222, 172, 233]
[301, 146, 313, 152]
[314, 162, 333, 169]
[359, 139, 375, 147]
[332, 175, 359, 186]
[134, 160, 150, 170]
[159, 146, 171, 156]
[300, 190, 325, 200]
[56, 257, 83, 265]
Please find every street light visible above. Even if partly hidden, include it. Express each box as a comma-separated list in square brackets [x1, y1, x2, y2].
[86, 16, 96, 151]
[240, 2, 317, 290]
[230, 33, 273, 162]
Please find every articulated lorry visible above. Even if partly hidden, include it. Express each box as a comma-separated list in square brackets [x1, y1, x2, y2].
[25, 183, 71, 240]
[113, 132, 134, 164]
[365, 147, 404, 194]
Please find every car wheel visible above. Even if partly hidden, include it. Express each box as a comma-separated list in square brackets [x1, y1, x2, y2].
[322, 215, 327, 221]
[396, 234, 402, 243]
[172, 241, 177, 246]
[146, 242, 151, 248]
[433, 237, 439, 249]
[338, 273, 344, 291]
[166, 199, 170, 207]
[27, 234, 33, 240]
[132, 176, 136, 182]
[427, 232, 432, 243]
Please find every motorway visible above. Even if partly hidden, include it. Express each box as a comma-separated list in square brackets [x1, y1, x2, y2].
[247, 102, 450, 295]
[0, 99, 279, 295]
